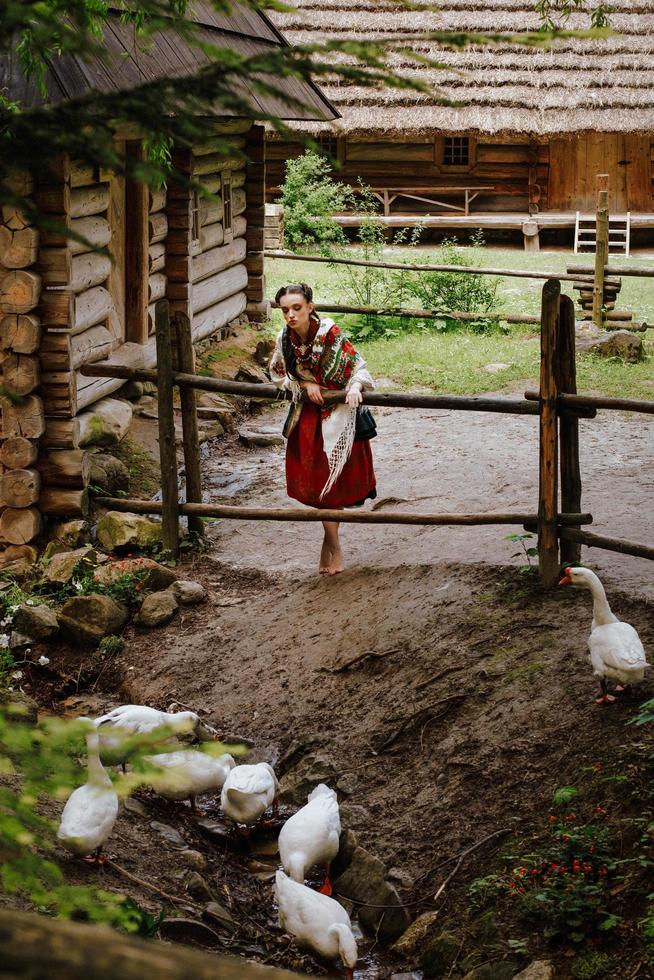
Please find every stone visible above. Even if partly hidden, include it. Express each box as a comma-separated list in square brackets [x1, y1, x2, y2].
[78, 397, 133, 448]
[203, 901, 237, 933]
[235, 362, 269, 385]
[185, 871, 213, 902]
[159, 918, 222, 946]
[392, 912, 441, 960]
[41, 546, 97, 585]
[180, 849, 207, 871]
[9, 631, 33, 649]
[484, 362, 511, 374]
[124, 798, 148, 817]
[195, 817, 241, 848]
[576, 328, 643, 363]
[0, 690, 38, 724]
[513, 962, 555, 980]
[134, 590, 178, 628]
[168, 580, 207, 605]
[336, 772, 358, 796]
[119, 380, 144, 400]
[95, 511, 163, 550]
[13, 603, 58, 640]
[255, 338, 276, 367]
[135, 394, 158, 418]
[331, 828, 358, 879]
[421, 931, 460, 978]
[462, 965, 516, 980]
[197, 392, 238, 434]
[0, 545, 37, 568]
[0, 560, 32, 581]
[388, 867, 414, 890]
[198, 421, 225, 443]
[334, 846, 411, 942]
[88, 453, 130, 496]
[49, 520, 89, 549]
[279, 749, 339, 805]
[150, 821, 187, 848]
[58, 594, 129, 647]
[238, 428, 284, 448]
[94, 557, 177, 593]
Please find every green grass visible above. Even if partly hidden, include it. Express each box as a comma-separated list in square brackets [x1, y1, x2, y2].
[266, 247, 654, 399]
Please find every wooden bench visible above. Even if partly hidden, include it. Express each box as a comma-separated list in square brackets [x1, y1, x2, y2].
[365, 185, 496, 217]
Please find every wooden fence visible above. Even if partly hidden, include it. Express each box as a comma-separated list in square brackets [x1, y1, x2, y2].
[82, 281, 654, 587]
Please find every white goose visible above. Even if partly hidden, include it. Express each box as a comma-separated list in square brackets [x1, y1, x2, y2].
[57, 730, 119, 863]
[93, 704, 216, 767]
[559, 566, 650, 704]
[220, 762, 278, 827]
[144, 749, 235, 813]
[275, 870, 357, 980]
[278, 784, 341, 895]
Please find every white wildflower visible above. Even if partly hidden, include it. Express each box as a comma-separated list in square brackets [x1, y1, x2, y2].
[0, 634, 9, 648]
[38, 655, 50, 666]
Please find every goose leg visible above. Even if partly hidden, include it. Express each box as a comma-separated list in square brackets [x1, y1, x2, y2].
[318, 862, 333, 896]
[82, 846, 106, 866]
[596, 678, 616, 705]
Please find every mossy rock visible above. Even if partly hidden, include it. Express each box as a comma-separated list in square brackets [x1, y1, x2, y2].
[95, 512, 163, 550]
[421, 931, 460, 979]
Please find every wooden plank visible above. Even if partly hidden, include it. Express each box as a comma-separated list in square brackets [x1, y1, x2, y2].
[538, 278, 560, 588]
[625, 133, 652, 211]
[106, 166, 125, 343]
[172, 312, 203, 539]
[124, 141, 149, 344]
[557, 294, 581, 565]
[155, 301, 179, 557]
[593, 175, 609, 328]
[346, 142, 434, 163]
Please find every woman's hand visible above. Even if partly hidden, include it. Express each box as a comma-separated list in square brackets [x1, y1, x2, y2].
[345, 384, 363, 408]
[303, 382, 324, 405]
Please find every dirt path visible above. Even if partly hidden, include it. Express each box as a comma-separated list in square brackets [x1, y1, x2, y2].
[207, 394, 654, 599]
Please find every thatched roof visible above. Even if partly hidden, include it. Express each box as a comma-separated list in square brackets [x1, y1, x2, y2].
[0, 2, 337, 122]
[269, 0, 654, 134]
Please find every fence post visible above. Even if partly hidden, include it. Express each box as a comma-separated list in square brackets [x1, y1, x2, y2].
[171, 312, 204, 540]
[154, 300, 180, 558]
[592, 173, 609, 328]
[538, 279, 560, 587]
[558, 294, 582, 565]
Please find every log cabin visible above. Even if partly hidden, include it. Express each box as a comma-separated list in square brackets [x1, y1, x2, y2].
[0, 3, 336, 549]
[267, 0, 654, 250]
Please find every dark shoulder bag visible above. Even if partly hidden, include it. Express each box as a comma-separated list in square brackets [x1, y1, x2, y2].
[354, 404, 377, 441]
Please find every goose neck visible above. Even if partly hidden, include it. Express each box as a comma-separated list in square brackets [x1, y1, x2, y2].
[587, 575, 617, 626]
[86, 733, 112, 787]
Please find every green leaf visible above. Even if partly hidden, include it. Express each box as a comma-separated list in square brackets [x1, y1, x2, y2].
[553, 786, 578, 806]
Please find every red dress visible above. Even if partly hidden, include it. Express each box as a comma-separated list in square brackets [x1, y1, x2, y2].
[273, 319, 377, 509]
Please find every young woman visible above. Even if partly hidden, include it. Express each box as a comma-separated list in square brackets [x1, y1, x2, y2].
[270, 283, 377, 576]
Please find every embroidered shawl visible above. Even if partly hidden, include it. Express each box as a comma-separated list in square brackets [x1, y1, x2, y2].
[270, 318, 374, 498]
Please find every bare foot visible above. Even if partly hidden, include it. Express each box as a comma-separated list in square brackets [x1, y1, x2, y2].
[325, 547, 344, 576]
[319, 540, 331, 574]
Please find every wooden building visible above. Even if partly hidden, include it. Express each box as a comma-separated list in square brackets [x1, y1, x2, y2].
[0, 4, 335, 550]
[267, 0, 654, 247]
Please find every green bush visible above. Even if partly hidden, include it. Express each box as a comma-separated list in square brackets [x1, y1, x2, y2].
[277, 150, 350, 252]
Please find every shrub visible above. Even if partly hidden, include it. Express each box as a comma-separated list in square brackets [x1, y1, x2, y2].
[98, 634, 125, 656]
[277, 150, 350, 252]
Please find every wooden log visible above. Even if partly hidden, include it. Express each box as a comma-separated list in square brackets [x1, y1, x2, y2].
[557, 294, 581, 565]
[0, 505, 41, 543]
[0, 225, 39, 269]
[192, 292, 247, 342]
[538, 278, 560, 588]
[0, 436, 37, 469]
[593, 175, 609, 328]
[70, 161, 98, 188]
[191, 264, 248, 315]
[247, 252, 264, 277]
[558, 527, 654, 563]
[36, 449, 90, 489]
[2, 353, 40, 394]
[42, 416, 81, 449]
[39, 289, 74, 328]
[154, 301, 179, 557]
[1, 206, 31, 231]
[96, 496, 592, 528]
[191, 238, 247, 283]
[172, 312, 203, 538]
[264, 250, 595, 284]
[40, 324, 113, 370]
[0, 394, 45, 439]
[232, 188, 246, 218]
[199, 200, 223, 228]
[36, 247, 72, 287]
[199, 221, 224, 252]
[0, 468, 40, 507]
[4, 170, 33, 197]
[0, 270, 41, 313]
[39, 486, 88, 517]
[192, 152, 245, 176]
[70, 185, 110, 219]
[70, 216, 111, 255]
[283, 301, 540, 326]
[148, 272, 167, 303]
[149, 188, 166, 213]
[165, 254, 191, 282]
[74, 285, 114, 334]
[524, 389, 654, 416]
[149, 212, 168, 244]
[0, 907, 303, 980]
[148, 242, 165, 273]
[34, 183, 70, 215]
[233, 215, 247, 240]
[0, 314, 40, 353]
[70, 252, 112, 292]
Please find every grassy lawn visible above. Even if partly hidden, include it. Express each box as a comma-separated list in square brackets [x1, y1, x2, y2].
[266, 247, 654, 399]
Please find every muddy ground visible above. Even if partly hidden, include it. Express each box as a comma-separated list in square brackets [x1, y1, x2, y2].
[15, 374, 654, 978]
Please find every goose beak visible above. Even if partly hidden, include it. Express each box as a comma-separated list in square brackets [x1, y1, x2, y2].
[558, 568, 572, 586]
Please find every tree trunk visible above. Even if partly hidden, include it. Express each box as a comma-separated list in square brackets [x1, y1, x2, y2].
[0, 314, 41, 353]
[0, 394, 45, 439]
[0, 270, 42, 314]
[0, 467, 40, 507]
[0, 505, 41, 543]
[2, 353, 40, 395]
[0, 225, 39, 268]
[0, 436, 38, 469]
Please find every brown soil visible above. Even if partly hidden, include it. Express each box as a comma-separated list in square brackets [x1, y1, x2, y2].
[13, 381, 654, 978]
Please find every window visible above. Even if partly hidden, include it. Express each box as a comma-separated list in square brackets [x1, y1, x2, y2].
[221, 171, 233, 236]
[316, 134, 338, 161]
[443, 136, 469, 167]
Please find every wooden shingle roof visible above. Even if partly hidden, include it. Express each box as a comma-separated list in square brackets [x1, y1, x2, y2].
[269, 0, 654, 134]
[0, 2, 337, 122]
